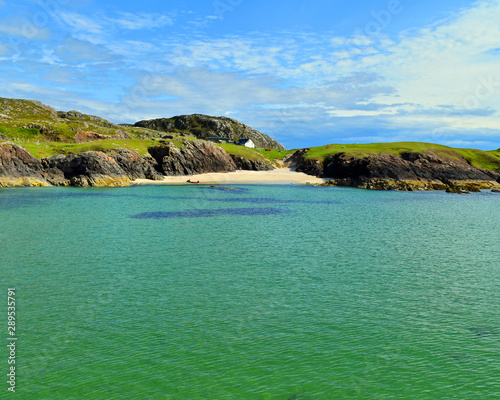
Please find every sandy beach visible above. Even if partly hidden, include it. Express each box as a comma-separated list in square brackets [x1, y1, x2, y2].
[132, 168, 327, 185]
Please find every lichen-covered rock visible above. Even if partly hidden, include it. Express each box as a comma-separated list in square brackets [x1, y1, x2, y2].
[135, 114, 286, 150]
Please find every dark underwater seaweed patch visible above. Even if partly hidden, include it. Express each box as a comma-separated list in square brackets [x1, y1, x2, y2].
[130, 207, 292, 219]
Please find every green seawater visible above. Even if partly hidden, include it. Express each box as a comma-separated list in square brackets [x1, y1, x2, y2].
[1, 185, 499, 399]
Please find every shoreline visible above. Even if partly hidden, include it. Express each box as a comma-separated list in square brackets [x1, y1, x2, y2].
[132, 168, 328, 185]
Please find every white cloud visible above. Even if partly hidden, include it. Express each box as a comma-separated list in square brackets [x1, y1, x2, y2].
[365, 0, 500, 114]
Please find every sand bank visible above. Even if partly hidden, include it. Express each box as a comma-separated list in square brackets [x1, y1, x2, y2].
[132, 168, 327, 185]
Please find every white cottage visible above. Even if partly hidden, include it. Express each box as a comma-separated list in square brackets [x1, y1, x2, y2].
[237, 138, 255, 148]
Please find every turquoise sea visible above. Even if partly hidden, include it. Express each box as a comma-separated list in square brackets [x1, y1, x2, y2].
[1, 184, 499, 399]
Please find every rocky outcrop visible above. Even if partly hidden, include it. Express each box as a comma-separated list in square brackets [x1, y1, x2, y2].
[73, 130, 131, 143]
[110, 149, 162, 180]
[135, 114, 286, 150]
[0, 143, 51, 187]
[286, 148, 323, 176]
[292, 150, 500, 191]
[148, 140, 237, 176]
[231, 156, 273, 171]
[42, 151, 132, 187]
[0, 144, 163, 187]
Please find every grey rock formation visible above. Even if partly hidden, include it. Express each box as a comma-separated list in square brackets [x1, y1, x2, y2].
[148, 140, 238, 176]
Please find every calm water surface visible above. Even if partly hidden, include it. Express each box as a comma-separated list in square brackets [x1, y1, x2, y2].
[1, 185, 499, 399]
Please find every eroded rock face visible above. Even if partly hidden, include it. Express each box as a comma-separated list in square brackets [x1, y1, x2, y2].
[135, 114, 286, 150]
[294, 150, 500, 191]
[148, 141, 238, 176]
[0, 144, 50, 187]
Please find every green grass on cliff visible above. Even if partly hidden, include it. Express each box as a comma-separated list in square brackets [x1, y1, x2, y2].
[254, 148, 294, 161]
[218, 143, 266, 161]
[218, 143, 277, 166]
[303, 142, 500, 171]
[17, 139, 156, 158]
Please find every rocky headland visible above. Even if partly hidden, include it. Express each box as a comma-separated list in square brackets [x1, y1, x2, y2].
[289, 149, 500, 192]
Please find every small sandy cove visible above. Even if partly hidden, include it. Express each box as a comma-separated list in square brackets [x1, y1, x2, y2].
[132, 168, 328, 185]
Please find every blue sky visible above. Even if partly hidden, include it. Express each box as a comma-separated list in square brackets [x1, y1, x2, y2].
[0, 0, 499, 149]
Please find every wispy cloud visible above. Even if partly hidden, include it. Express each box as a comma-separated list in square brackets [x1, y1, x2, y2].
[59, 10, 176, 35]
[106, 11, 174, 30]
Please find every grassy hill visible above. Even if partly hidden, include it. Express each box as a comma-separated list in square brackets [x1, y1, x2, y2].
[0, 97, 161, 142]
